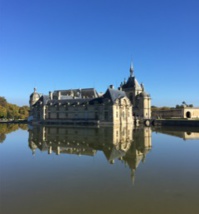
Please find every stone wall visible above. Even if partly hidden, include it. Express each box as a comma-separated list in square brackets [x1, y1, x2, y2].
[152, 107, 199, 119]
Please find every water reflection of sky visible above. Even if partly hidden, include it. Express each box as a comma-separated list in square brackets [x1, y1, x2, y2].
[0, 125, 199, 214]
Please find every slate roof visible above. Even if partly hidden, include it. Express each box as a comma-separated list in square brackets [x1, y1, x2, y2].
[122, 76, 142, 90]
[89, 88, 127, 105]
[33, 95, 49, 106]
[53, 88, 98, 99]
[33, 88, 127, 106]
[103, 88, 126, 103]
[41, 95, 50, 105]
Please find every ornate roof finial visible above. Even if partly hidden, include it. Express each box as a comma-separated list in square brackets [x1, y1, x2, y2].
[34, 87, 36, 92]
[130, 61, 134, 77]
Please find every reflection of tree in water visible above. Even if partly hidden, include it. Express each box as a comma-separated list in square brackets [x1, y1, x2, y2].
[0, 133, 6, 143]
[19, 124, 28, 130]
[0, 124, 19, 134]
[0, 124, 28, 143]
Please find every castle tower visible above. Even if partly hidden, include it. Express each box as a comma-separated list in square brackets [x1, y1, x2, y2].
[120, 64, 151, 118]
[29, 88, 41, 107]
[29, 88, 41, 115]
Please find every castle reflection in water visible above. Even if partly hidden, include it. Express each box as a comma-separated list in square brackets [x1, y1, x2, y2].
[28, 125, 152, 182]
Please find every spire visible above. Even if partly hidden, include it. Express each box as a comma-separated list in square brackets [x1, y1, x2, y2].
[130, 61, 134, 77]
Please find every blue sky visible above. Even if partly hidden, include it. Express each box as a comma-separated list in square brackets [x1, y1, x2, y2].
[0, 0, 198, 107]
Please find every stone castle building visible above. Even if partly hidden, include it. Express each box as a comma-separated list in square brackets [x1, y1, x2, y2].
[29, 64, 151, 124]
[121, 64, 151, 119]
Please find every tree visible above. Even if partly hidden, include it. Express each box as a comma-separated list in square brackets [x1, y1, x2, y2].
[18, 106, 29, 119]
[0, 96, 29, 120]
[160, 106, 171, 110]
[0, 133, 6, 143]
[0, 97, 7, 107]
[182, 101, 188, 107]
[0, 106, 7, 118]
[7, 104, 19, 119]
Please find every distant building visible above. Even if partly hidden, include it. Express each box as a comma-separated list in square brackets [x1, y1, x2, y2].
[29, 64, 151, 124]
[152, 107, 199, 119]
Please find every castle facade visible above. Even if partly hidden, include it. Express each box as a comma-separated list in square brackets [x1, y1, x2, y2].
[29, 64, 151, 125]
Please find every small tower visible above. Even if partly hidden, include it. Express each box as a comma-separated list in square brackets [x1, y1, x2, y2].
[29, 88, 41, 109]
[121, 63, 142, 107]
[120, 63, 151, 119]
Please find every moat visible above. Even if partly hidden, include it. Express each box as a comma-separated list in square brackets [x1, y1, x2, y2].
[0, 124, 199, 214]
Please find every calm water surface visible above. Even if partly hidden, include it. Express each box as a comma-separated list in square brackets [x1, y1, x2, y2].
[0, 124, 199, 214]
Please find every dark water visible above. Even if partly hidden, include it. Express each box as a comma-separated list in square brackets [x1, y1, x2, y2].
[0, 124, 199, 214]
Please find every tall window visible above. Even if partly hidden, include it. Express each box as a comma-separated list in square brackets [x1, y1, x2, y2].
[104, 111, 108, 120]
[95, 112, 98, 120]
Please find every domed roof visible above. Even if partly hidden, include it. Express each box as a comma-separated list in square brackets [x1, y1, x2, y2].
[30, 88, 41, 104]
[30, 88, 40, 97]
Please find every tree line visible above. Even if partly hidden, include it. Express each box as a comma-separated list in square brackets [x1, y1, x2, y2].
[152, 101, 193, 111]
[0, 123, 28, 143]
[0, 96, 29, 120]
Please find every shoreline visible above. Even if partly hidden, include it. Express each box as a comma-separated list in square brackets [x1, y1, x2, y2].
[0, 120, 27, 124]
[153, 119, 199, 127]
[1, 118, 199, 128]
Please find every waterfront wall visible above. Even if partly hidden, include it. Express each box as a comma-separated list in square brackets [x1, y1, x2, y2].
[154, 119, 199, 127]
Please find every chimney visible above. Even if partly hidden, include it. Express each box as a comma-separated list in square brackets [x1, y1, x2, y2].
[58, 91, 61, 100]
